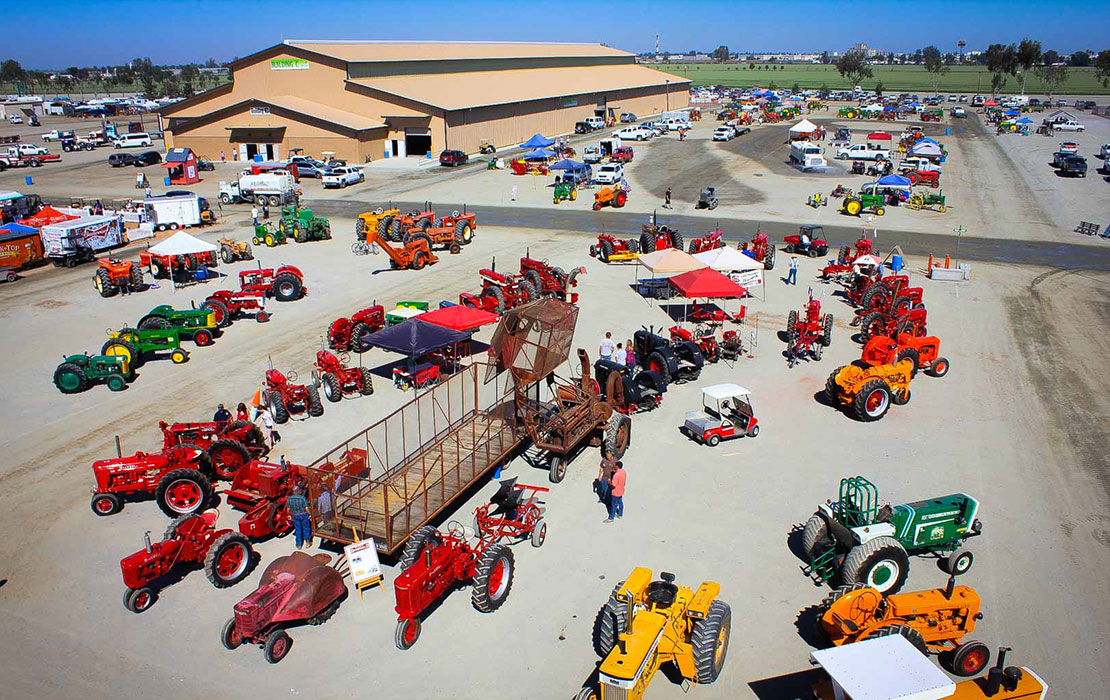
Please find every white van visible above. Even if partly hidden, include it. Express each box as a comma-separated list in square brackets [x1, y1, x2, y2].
[585, 116, 606, 130]
[114, 132, 153, 149]
[662, 116, 692, 131]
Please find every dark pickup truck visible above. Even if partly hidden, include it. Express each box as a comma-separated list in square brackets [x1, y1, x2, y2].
[1057, 155, 1088, 177]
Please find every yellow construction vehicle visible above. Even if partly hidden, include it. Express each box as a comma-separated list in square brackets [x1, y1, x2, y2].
[576, 567, 731, 700]
[355, 207, 401, 242]
[825, 359, 914, 422]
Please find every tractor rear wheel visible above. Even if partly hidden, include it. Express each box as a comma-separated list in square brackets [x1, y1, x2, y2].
[814, 582, 871, 644]
[94, 268, 118, 297]
[858, 312, 885, 342]
[390, 219, 405, 242]
[822, 314, 834, 346]
[155, 468, 213, 517]
[138, 315, 171, 330]
[395, 618, 421, 650]
[481, 285, 506, 314]
[272, 273, 303, 302]
[599, 240, 614, 263]
[471, 543, 515, 612]
[293, 221, 306, 243]
[358, 367, 375, 395]
[377, 216, 393, 240]
[220, 618, 243, 650]
[893, 295, 914, 314]
[101, 338, 140, 367]
[455, 221, 473, 244]
[669, 230, 684, 251]
[306, 383, 324, 416]
[853, 379, 892, 421]
[54, 363, 88, 394]
[691, 599, 731, 684]
[841, 536, 909, 594]
[639, 232, 657, 253]
[787, 310, 799, 343]
[263, 629, 292, 664]
[350, 322, 372, 353]
[204, 531, 255, 588]
[322, 373, 342, 402]
[871, 624, 927, 655]
[925, 357, 950, 377]
[90, 492, 122, 516]
[523, 269, 543, 293]
[592, 583, 628, 658]
[209, 439, 250, 480]
[220, 245, 234, 264]
[399, 525, 442, 570]
[129, 264, 143, 288]
[202, 299, 231, 328]
[825, 368, 844, 403]
[267, 391, 289, 424]
[861, 284, 889, 309]
[896, 347, 920, 377]
[943, 640, 991, 677]
[765, 245, 776, 270]
[604, 413, 631, 459]
[844, 198, 863, 216]
[646, 350, 670, 385]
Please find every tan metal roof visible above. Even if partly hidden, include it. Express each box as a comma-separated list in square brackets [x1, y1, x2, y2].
[350, 64, 689, 111]
[284, 40, 631, 62]
[263, 96, 386, 131]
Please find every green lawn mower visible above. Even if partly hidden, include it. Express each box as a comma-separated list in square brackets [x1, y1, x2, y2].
[279, 206, 332, 243]
[53, 353, 134, 394]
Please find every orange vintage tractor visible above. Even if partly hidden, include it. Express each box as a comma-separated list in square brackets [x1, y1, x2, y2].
[93, 257, 144, 297]
[861, 333, 950, 378]
[593, 187, 628, 210]
[363, 224, 438, 271]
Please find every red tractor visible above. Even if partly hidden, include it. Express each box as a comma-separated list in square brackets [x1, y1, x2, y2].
[225, 458, 304, 538]
[90, 443, 215, 518]
[159, 419, 268, 480]
[459, 267, 539, 314]
[119, 509, 256, 613]
[473, 479, 549, 548]
[820, 236, 875, 280]
[439, 209, 477, 245]
[327, 305, 385, 353]
[669, 325, 720, 363]
[906, 170, 940, 188]
[201, 290, 269, 327]
[856, 303, 929, 342]
[861, 333, 950, 378]
[687, 228, 726, 255]
[856, 275, 924, 311]
[739, 231, 777, 270]
[393, 523, 516, 650]
[388, 205, 437, 241]
[221, 551, 347, 664]
[311, 350, 374, 401]
[639, 220, 684, 253]
[239, 265, 307, 302]
[786, 293, 834, 365]
[783, 224, 830, 258]
[589, 234, 639, 263]
[519, 256, 583, 303]
[263, 368, 324, 423]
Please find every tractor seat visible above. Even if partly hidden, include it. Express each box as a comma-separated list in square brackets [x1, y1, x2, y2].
[876, 505, 893, 523]
[646, 576, 678, 607]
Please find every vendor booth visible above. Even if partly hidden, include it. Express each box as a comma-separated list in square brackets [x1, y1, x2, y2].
[163, 148, 200, 185]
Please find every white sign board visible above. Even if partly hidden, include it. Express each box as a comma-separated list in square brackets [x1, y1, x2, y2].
[250, 106, 271, 116]
[730, 269, 763, 288]
[344, 539, 383, 586]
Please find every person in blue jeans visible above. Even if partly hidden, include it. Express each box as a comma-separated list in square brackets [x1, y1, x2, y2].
[786, 256, 799, 285]
[286, 486, 312, 549]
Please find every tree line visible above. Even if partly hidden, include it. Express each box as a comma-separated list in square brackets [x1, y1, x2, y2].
[0, 57, 228, 98]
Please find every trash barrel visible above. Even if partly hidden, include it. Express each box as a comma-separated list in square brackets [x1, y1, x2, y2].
[384, 149, 390, 159]
[25, 175, 32, 186]
[163, 176, 171, 187]
[253, 154, 263, 163]
[945, 127, 951, 135]
[891, 254, 904, 272]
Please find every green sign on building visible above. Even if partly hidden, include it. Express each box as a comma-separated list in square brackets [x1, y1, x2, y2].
[270, 58, 310, 71]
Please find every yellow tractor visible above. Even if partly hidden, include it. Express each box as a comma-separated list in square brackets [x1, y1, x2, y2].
[576, 567, 731, 700]
[825, 359, 914, 422]
[355, 207, 401, 242]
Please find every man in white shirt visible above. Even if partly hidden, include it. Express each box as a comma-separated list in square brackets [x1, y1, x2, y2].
[599, 332, 616, 361]
[611, 343, 626, 366]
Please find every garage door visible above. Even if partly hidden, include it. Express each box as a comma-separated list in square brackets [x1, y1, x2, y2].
[404, 129, 432, 158]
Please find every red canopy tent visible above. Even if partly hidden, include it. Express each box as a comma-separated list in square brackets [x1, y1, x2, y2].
[866, 131, 892, 141]
[669, 268, 748, 298]
[419, 305, 500, 332]
[983, 99, 999, 107]
[18, 205, 77, 228]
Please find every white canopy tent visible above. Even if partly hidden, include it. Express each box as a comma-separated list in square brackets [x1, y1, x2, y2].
[637, 248, 706, 274]
[693, 246, 765, 292]
[789, 118, 819, 134]
[146, 231, 219, 293]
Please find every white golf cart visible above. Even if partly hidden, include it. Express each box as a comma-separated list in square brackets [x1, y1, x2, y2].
[682, 383, 759, 446]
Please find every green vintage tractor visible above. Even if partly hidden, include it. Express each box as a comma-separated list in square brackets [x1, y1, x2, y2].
[841, 193, 886, 217]
[553, 181, 577, 204]
[136, 305, 220, 345]
[53, 353, 133, 394]
[801, 476, 982, 594]
[251, 222, 287, 248]
[279, 206, 332, 243]
[102, 327, 193, 368]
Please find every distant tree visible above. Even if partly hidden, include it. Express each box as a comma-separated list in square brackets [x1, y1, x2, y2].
[1096, 50, 1110, 86]
[1014, 39, 1042, 94]
[748, 61, 755, 69]
[205, 57, 218, 68]
[712, 45, 729, 62]
[768, 80, 777, 90]
[874, 80, 884, 95]
[140, 72, 157, 98]
[1042, 49, 1060, 66]
[913, 49, 923, 64]
[922, 45, 950, 92]
[819, 81, 829, 96]
[792, 82, 800, 93]
[180, 64, 200, 84]
[1034, 64, 1068, 101]
[0, 58, 24, 85]
[886, 52, 895, 65]
[1069, 50, 1090, 67]
[836, 50, 873, 86]
[985, 43, 1017, 94]
[944, 52, 956, 66]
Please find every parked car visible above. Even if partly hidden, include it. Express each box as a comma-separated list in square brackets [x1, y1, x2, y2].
[585, 116, 605, 130]
[1052, 120, 1086, 132]
[612, 126, 653, 141]
[958, 95, 969, 103]
[610, 146, 634, 163]
[16, 143, 48, 156]
[1056, 99, 1068, 107]
[641, 121, 666, 136]
[285, 155, 327, 178]
[321, 165, 365, 187]
[713, 127, 735, 142]
[620, 112, 637, 123]
[1057, 154, 1087, 177]
[108, 153, 138, 167]
[1075, 100, 1096, 110]
[952, 106, 966, 118]
[593, 164, 624, 185]
[1099, 143, 1110, 159]
[7, 114, 23, 124]
[438, 149, 468, 167]
[133, 150, 163, 167]
[114, 132, 153, 148]
[1058, 142, 1079, 155]
[574, 121, 592, 134]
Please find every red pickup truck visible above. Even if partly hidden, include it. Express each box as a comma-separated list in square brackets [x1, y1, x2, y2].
[610, 146, 635, 163]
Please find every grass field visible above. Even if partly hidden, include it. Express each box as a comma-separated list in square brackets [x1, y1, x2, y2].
[0, 75, 231, 101]
[649, 63, 1110, 95]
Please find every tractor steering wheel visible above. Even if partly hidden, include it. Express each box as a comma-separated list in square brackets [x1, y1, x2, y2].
[286, 370, 299, 382]
[339, 352, 351, 365]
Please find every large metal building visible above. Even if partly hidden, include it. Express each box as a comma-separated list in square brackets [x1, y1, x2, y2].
[161, 40, 690, 163]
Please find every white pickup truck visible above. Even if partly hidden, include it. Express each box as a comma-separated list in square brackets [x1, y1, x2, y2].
[1051, 119, 1086, 132]
[836, 143, 891, 161]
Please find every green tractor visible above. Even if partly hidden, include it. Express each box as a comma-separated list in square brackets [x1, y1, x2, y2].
[841, 192, 886, 217]
[136, 305, 220, 345]
[837, 107, 859, 119]
[553, 181, 577, 204]
[251, 222, 287, 248]
[53, 353, 134, 394]
[101, 327, 194, 368]
[278, 205, 332, 243]
[801, 476, 982, 594]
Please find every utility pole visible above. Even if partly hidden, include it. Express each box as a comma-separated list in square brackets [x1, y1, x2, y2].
[954, 224, 966, 266]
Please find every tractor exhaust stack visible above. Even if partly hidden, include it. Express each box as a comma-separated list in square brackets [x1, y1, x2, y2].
[115, 435, 122, 458]
[943, 572, 956, 600]
[985, 646, 1011, 695]
[143, 530, 152, 554]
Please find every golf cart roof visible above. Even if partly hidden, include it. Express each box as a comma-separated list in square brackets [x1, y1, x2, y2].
[800, 224, 823, 233]
[810, 636, 954, 700]
[703, 383, 750, 400]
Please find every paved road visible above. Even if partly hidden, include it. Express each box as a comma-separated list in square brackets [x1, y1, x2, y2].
[308, 198, 1110, 270]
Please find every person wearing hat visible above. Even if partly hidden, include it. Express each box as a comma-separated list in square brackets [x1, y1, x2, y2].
[286, 485, 312, 549]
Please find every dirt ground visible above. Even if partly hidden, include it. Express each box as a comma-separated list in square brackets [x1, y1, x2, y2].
[0, 106, 1108, 699]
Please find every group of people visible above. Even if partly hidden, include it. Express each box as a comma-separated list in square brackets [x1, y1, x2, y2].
[599, 331, 635, 367]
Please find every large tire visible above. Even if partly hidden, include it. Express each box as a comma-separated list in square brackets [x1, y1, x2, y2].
[53, 363, 88, 394]
[858, 312, 886, 342]
[925, 356, 950, 378]
[852, 379, 892, 422]
[202, 299, 231, 328]
[645, 350, 670, 385]
[377, 216, 392, 240]
[787, 310, 799, 344]
[471, 543, 514, 613]
[943, 640, 991, 677]
[871, 624, 928, 655]
[691, 599, 731, 684]
[517, 279, 539, 305]
[208, 439, 250, 480]
[267, 390, 289, 424]
[639, 232, 657, 253]
[599, 240, 613, 263]
[102, 337, 140, 366]
[359, 367, 375, 395]
[765, 245, 776, 270]
[226, 420, 266, 456]
[204, 531, 255, 588]
[221, 618, 243, 650]
[411, 252, 428, 270]
[220, 245, 233, 264]
[455, 221, 473, 244]
[592, 583, 626, 658]
[398, 525, 441, 570]
[322, 373, 342, 402]
[822, 314, 834, 346]
[293, 221, 306, 244]
[801, 513, 829, 559]
[94, 268, 118, 297]
[547, 454, 567, 483]
[844, 198, 863, 216]
[481, 285, 505, 314]
[155, 468, 213, 517]
[895, 347, 920, 377]
[825, 368, 843, 402]
[407, 232, 433, 253]
[603, 413, 631, 459]
[862, 284, 890, 309]
[390, 219, 405, 242]
[669, 230, 684, 252]
[350, 321, 372, 353]
[841, 536, 910, 594]
[263, 629, 292, 664]
[814, 583, 871, 644]
[138, 314, 172, 331]
[306, 383, 324, 417]
[523, 269, 543, 293]
[129, 264, 143, 289]
[272, 273, 303, 301]
[893, 295, 914, 314]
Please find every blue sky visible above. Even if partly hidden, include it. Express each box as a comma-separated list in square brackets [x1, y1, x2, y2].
[8, 0, 1109, 68]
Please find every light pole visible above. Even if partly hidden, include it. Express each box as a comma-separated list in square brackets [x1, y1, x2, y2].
[953, 224, 966, 266]
[665, 80, 670, 112]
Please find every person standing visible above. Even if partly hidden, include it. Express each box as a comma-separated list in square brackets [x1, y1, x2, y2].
[261, 202, 269, 220]
[605, 461, 626, 523]
[213, 403, 231, 428]
[235, 402, 250, 422]
[787, 256, 799, 285]
[286, 486, 312, 549]
[663, 187, 673, 209]
[144, 184, 152, 199]
[258, 405, 279, 446]
[251, 205, 259, 226]
[624, 340, 635, 366]
[596, 455, 618, 505]
[599, 332, 616, 362]
[220, 150, 226, 163]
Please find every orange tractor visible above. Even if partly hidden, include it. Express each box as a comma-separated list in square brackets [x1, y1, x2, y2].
[93, 257, 145, 297]
[862, 333, 950, 378]
[593, 187, 628, 210]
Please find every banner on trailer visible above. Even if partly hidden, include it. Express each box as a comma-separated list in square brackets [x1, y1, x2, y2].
[730, 269, 763, 288]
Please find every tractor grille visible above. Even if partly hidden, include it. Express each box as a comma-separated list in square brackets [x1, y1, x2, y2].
[601, 683, 627, 700]
[233, 575, 292, 637]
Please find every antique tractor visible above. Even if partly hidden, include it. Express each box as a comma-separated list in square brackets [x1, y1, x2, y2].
[327, 304, 385, 353]
[93, 257, 144, 297]
[669, 324, 719, 363]
[825, 359, 914, 422]
[225, 457, 305, 538]
[473, 478, 549, 548]
[639, 219, 684, 253]
[278, 205, 332, 243]
[739, 231, 776, 270]
[101, 327, 192, 367]
[593, 358, 666, 414]
[201, 290, 269, 327]
[820, 237, 875, 280]
[89, 442, 215, 517]
[783, 224, 829, 257]
[861, 333, 950, 378]
[852, 274, 921, 311]
[140, 249, 218, 278]
[218, 237, 254, 263]
[440, 209, 477, 245]
[908, 190, 947, 212]
[816, 565, 990, 676]
[362, 223, 438, 271]
[553, 181, 577, 204]
[221, 551, 346, 663]
[634, 327, 703, 385]
[54, 353, 133, 394]
[393, 523, 517, 649]
[687, 228, 725, 255]
[355, 207, 401, 242]
[520, 256, 582, 302]
[459, 267, 539, 314]
[786, 294, 833, 365]
[403, 220, 465, 254]
[801, 475, 982, 594]
[239, 265, 307, 301]
[136, 304, 219, 346]
[311, 350, 374, 401]
[592, 186, 628, 210]
[576, 568, 731, 700]
[158, 419, 268, 480]
[856, 301, 928, 342]
[590, 234, 639, 264]
[906, 170, 940, 188]
[388, 205, 437, 241]
[682, 384, 759, 446]
[841, 192, 887, 217]
[251, 222, 287, 248]
[695, 186, 719, 209]
[119, 509, 256, 613]
[263, 368, 323, 423]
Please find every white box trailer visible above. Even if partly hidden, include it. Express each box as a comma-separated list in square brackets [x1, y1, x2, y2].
[218, 171, 297, 206]
[40, 215, 124, 266]
[143, 194, 202, 231]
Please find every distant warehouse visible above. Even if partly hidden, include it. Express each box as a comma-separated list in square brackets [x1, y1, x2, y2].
[162, 40, 690, 162]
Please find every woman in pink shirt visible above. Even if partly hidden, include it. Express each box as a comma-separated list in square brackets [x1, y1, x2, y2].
[624, 340, 635, 366]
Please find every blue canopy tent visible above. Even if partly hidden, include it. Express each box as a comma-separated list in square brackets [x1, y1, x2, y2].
[1016, 117, 1034, 124]
[877, 174, 912, 187]
[523, 148, 556, 160]
[550, 159, 584, 170]
[362, 318, 470, 356]
[0, 222, 38, 235]
[520, 134, 555, 149]
[1004, 109, 1020, 116]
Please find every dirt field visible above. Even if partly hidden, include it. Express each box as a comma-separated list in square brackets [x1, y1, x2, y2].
[0, 107, 1108, 699]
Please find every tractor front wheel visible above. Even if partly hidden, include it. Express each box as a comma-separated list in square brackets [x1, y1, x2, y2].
[204, 531, 255, 588]
[471, 543, 514, 613]
[171, 348, 189, 364]
[841, 536, 909, 594]
[603, 413, 631, 459]
[193, 329, 214, 347]
[943, 640, 991, 677]
[306, 383, 324, 416]
[801, 513, 829, 559]
[263, 629, 292, 664]
[395, 618, 421, 650]
[925, 357, 950, 377]
[691, 599, 731, 684]
[221, 618, 244, 650]
[322, 373, 342, 402]
[853, 380, 891, 421]
[530, 518, 547, 547]
[940, 549, 974, 576]
[124, 587, 156, 614]
[106, 374, 127, 391]
[90, 492, 122, 516]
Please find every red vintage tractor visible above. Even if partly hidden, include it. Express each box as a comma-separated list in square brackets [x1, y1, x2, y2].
[519, 256, 583, 303]
[472, 479, 549, 548]
[669, 325, 720, 363]
[327, 305, 385, 353]
[687, 228, 726, 255]
[856, 304, 929, 342]
[119, 509, 256, 613]
[459, 267, 539, 314]
[861, 333, 950, 378]
[589, 234, 639, 263]
[820, 237, 875, 280]
[906, 170, 940, 188]
[739, 231, 776, 270]
[263, 368, 324, 423]
[221, 551, 347, 664]
[388, 205, 437, 241]
[239, 265, 307, 302]
[159, 419, 268, 480]
[201, 290, 269, 327]
[639, 220, 684, 253]
[439, 209, 478, 245]
[393, 522, 516, 650]
[311, 350, 374, 401]
[89, 443, 215, 518]
[225, 458, 304, 538]
[786, 293, 834, 365]
[852, 274, 923, 311]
